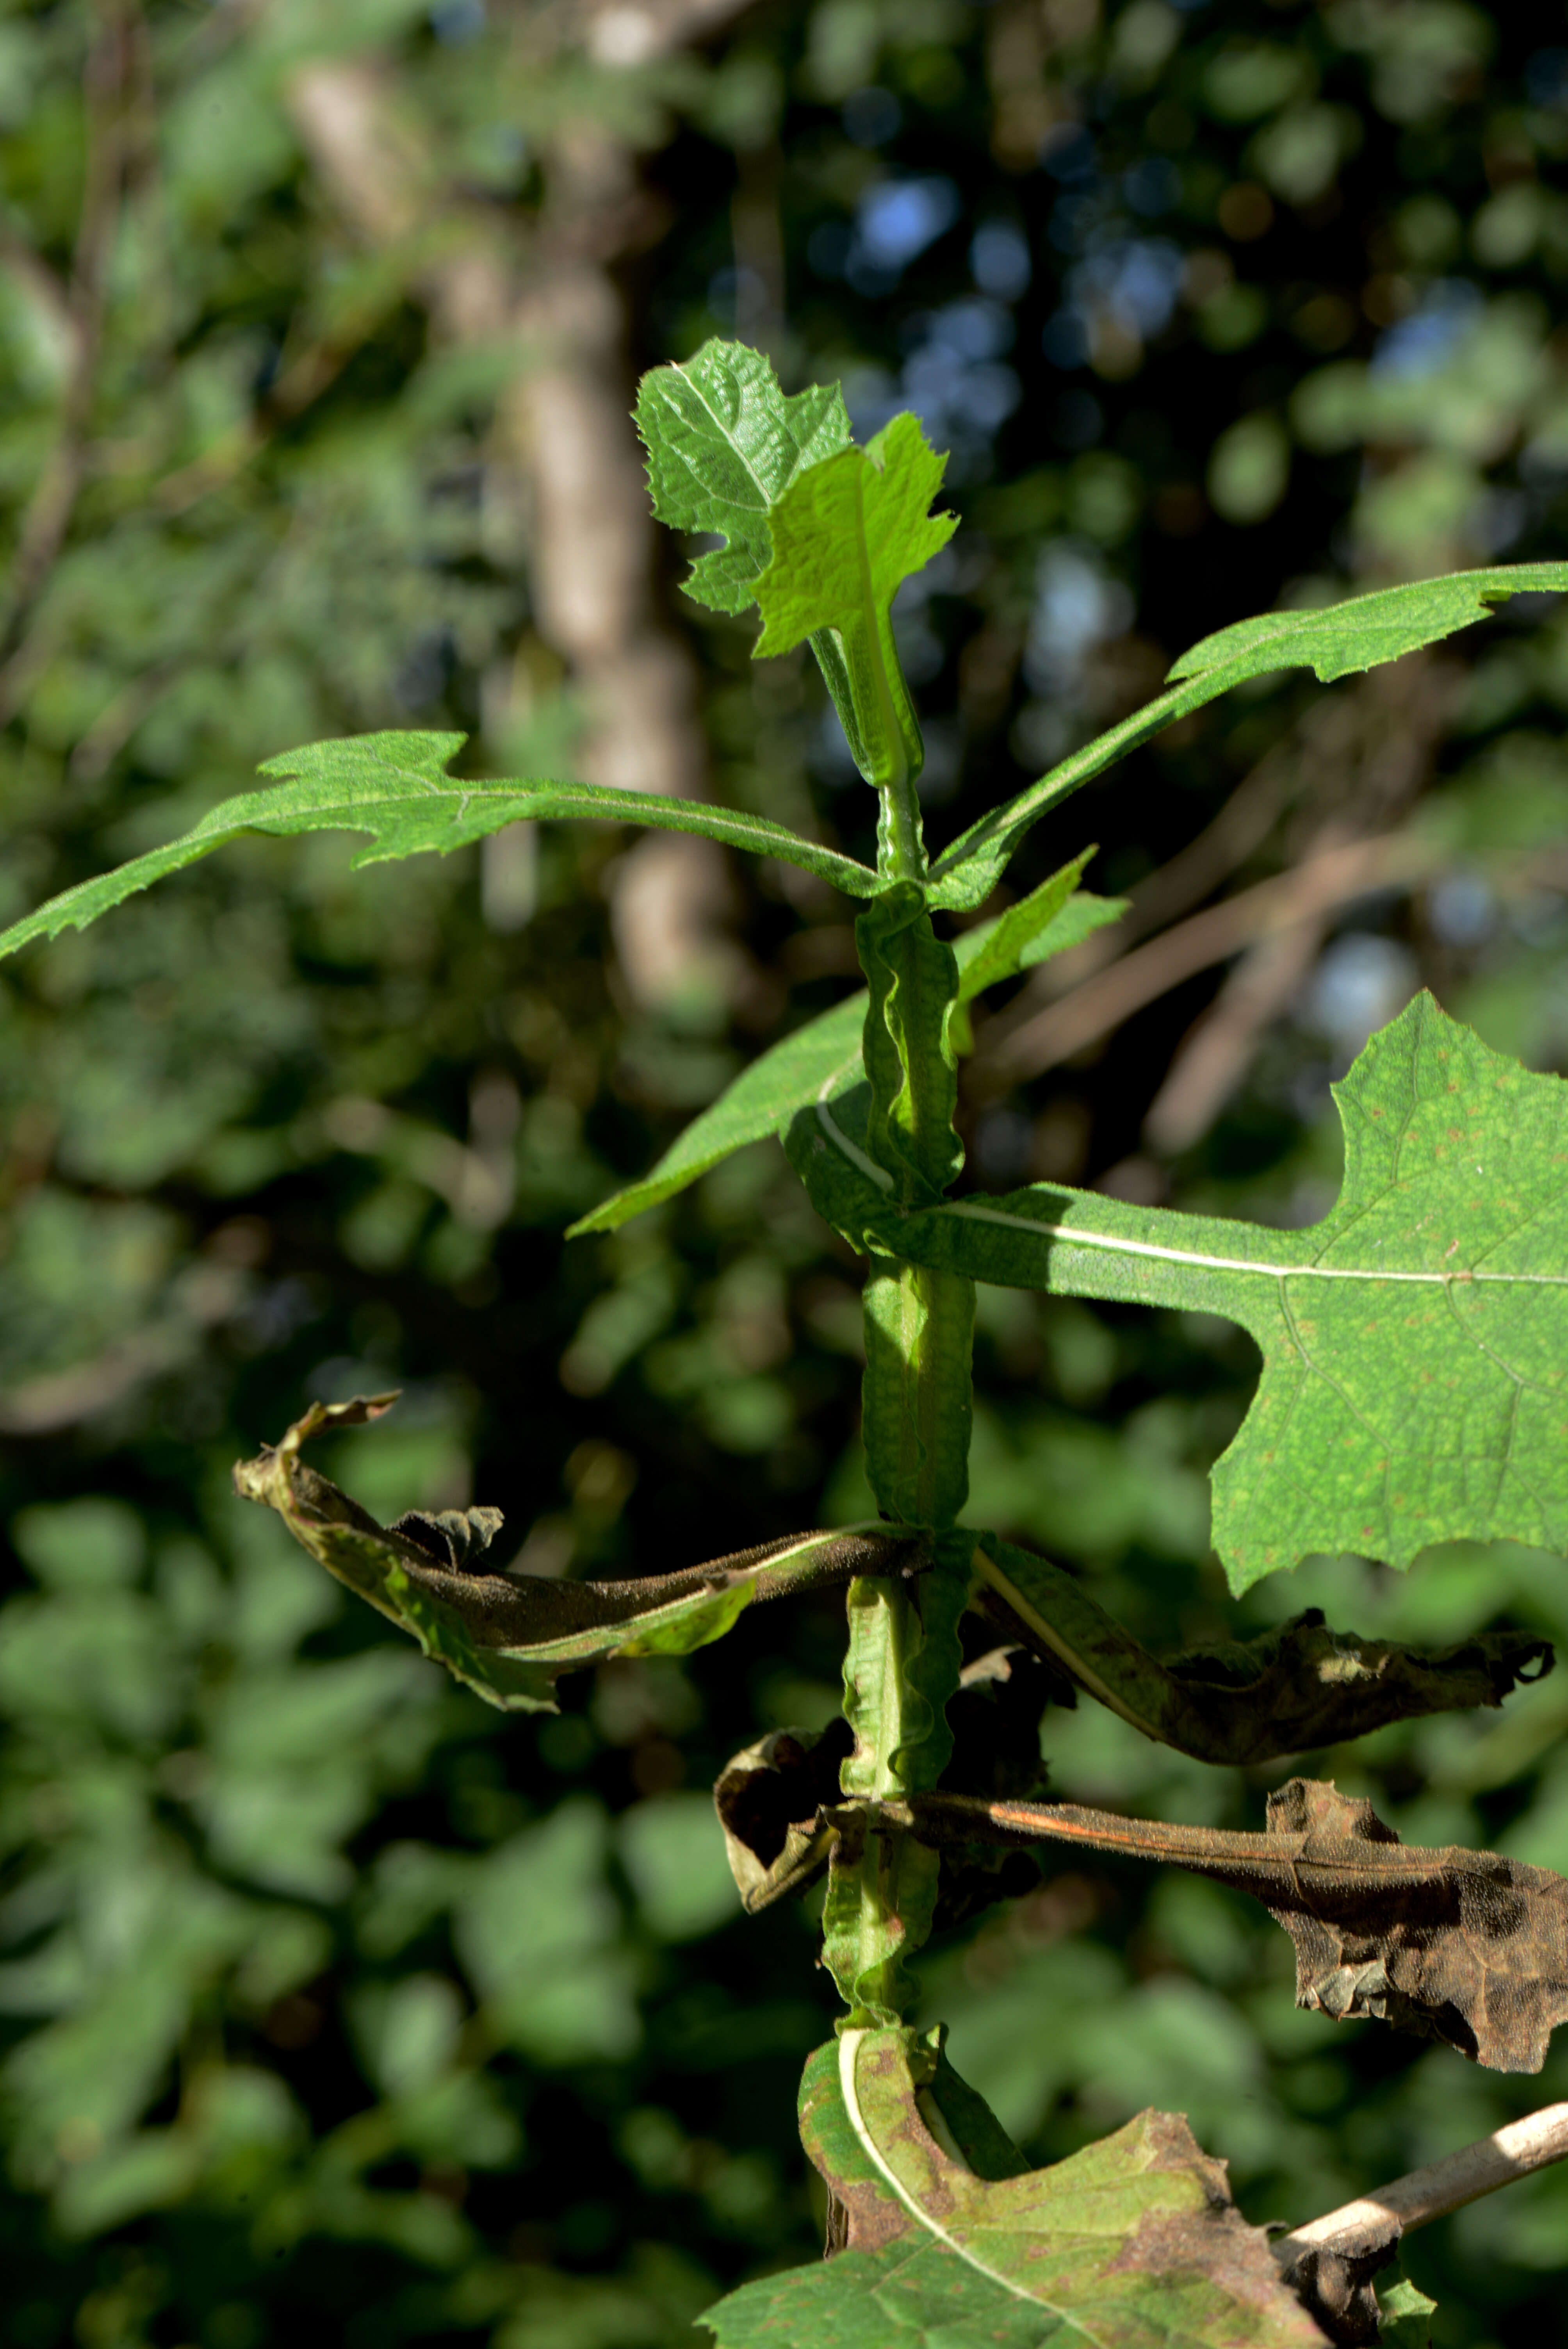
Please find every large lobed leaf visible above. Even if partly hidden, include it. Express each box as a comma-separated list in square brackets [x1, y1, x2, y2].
[928, 562, 1568, 909]
[569, 860, 1122, 1236]
[231, 1396, 914, 1713]
[0, 731, 879, 963]
[704, 2029, 1322, 2347]
[791, 993, 1568, 1590]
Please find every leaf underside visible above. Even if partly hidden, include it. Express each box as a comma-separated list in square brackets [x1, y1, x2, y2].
[793, 992, 1568, 1589]
[703, 2030, 1320, 2347]
[231, 1395, 914, 1713]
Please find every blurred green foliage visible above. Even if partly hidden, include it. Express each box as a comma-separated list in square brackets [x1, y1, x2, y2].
[2, 1, 1568, 2343]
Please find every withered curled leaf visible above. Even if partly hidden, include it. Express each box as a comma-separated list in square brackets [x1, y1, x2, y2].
[1257, 1779, 1568, 2075]
[714, 1720, 854, 1912]
[712, 1650, 1053, 1924]
[912, 1777, 1568, 2074]
[975, 1536, 1552, 1764]
[233, 1395, 921, 1713]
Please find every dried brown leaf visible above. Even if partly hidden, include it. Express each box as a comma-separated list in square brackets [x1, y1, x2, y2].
[911, 1778, 1568, 2073]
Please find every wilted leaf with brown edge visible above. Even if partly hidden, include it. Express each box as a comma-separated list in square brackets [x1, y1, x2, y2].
[975, 1536, 1553, 1765]
[912, 1778, 1568, 2074]
[232, 1396, 920, 1713]
[713, 1720, 853, 1912]
[702, 2028, 1324, 2347]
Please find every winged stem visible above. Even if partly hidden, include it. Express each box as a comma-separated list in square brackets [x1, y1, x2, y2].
[821, 624, 971, 2025]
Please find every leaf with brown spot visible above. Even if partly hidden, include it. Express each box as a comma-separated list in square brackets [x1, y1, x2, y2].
[232, 1395, 920, 1713]
[702, 2028, 1324, 2346]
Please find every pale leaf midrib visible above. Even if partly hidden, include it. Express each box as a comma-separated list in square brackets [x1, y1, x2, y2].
[940, 1199, 1568, 1289]
[837, 2032, 1105, 2341]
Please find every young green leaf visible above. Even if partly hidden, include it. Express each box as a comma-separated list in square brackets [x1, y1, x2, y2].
[231, 1395, 916, 1713]
[928, 561, 1568, 908]
[1378, 2274, 1439, 2347]
[753, 412, 956, 850]
[946, 849, 1115, 1051]
[636, 339, 852, 615]
[950, 850, 1097, 1001]
[704, 2030, 1321, 2347]
[0, 731, 880, 962]
[570, 868, 1124, 1236]
[635, 341, 884, 783]
[793, 993, 1568, 1591]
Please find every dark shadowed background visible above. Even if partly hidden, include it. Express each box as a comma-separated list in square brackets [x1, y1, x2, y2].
[2, 2, 1567, 2344]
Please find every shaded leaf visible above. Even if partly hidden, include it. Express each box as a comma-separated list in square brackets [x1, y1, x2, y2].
[793, 994, 1568, 1590]
[930, 1645, 1058, 1934]
[231, 1396, 919, 1714]
[636, 339, 852, 615]
[704, 2029, 1322, 2346]
[713, 1719, 854, 1913]
[975, 1535, 1553, 1765]
[567, 992, 865, 1239]
[928, 562, 1568, 906]
[913, 1777, 1568, 2074]
[0, 731, 879, 962]
[570, 868, 1121, 1237]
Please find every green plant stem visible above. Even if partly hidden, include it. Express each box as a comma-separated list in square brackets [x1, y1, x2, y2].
[853, 478, 925, 883]
[820, 595, 969, 2023]
[827, 1256, 972, 2025]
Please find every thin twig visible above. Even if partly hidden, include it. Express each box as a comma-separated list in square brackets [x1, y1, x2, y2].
[1276, 2102, 1568, 2256]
